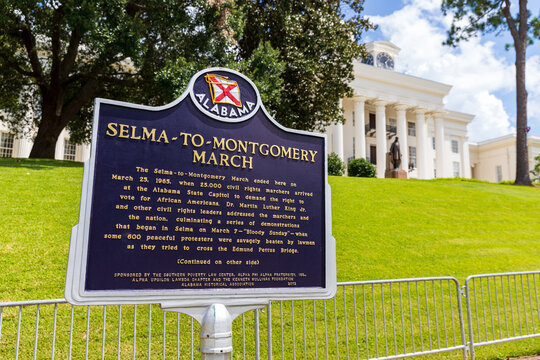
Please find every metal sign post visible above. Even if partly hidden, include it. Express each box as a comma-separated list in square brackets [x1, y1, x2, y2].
[162, 302, 267, 359]
[198, 304, 234, 360]
[65, 68, 336, 358]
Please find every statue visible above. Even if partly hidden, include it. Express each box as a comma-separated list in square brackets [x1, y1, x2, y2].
[389, 137, 401, 170]
[385, 137, 407, 179]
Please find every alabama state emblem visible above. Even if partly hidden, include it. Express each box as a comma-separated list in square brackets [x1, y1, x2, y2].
[190, 68, 260, 122]
[205, 74, 242, 107]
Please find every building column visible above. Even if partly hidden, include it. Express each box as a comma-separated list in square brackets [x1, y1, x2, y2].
[15, 122, 34, 158]
[427, 116, 436, 179]
[354, 97, 366, 159]
[434, 114, 445, 178]
[395, 105, 408, 171]
[461, 137, 471, 178]
[55, 129, 67, 160]
[16, 137, 32, 158]
[416, 110, 428, 179]
[334, 99, 344, 162]
[333, 122, 344, 161]
[81, 143, 91, 162]
[375, 101, 387, 178]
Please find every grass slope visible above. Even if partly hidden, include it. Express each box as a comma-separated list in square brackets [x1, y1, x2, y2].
[331, 176, 540, 283]
[0, 159, 83, 301]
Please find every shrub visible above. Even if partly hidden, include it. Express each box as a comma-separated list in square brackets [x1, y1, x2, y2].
[499, 180, 515, 185]
[327, 152, 345, 176]
[348, 158, 376, 178]
[531, 154, 540, 182]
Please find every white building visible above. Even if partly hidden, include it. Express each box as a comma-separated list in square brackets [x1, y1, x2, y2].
[1, 40, 538, 183]
[326, 41, 474, 179]
[0, 121, 90, 162]
[0, 40, 477, 179]
[470, 134, 540, 182]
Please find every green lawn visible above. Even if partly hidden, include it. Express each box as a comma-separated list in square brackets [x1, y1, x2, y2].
[0, 159, 83, 301]
[331, 176, 540, 283]
[0, 158, 539, 359]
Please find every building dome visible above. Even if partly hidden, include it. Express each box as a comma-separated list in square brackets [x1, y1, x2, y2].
[361, 41, 401, 70]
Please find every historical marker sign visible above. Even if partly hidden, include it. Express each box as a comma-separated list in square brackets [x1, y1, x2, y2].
[65, 68, 336, 306]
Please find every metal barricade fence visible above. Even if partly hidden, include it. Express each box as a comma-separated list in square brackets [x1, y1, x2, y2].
[267, 277, 466, 360]
[0, 301, 265, 359]
[0, 273, 538, 359]
[465, 271, 540, 360]
[0, 300, 201, 359]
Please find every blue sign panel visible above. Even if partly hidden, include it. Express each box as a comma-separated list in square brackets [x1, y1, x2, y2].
[66, 68, 334, 303]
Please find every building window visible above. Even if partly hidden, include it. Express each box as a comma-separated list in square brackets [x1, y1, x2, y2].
[369, 145, 377, 165]
[64, 140, 77, 161]
[434, 159, 437, 178]
[496, 165, 503, 182]
[408, 122, 416, 136]
[0, 133, 15, 158]
[432, 137, 436, 150]
[352, 137, 356, 157]
[369, 113, 376, 129]
[453, 161, 460, 177]
[352, 111, 355, 127]
[361, 54, 374, 66]
[376, 52, 395, 70]
[409, 146, 416, 169]
[451, 140, 459, 153]
[388, 118, 396, 134]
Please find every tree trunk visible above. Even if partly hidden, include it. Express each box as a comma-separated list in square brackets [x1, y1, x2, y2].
[28, 105, 66, 159]
[514, 42, 531, 185]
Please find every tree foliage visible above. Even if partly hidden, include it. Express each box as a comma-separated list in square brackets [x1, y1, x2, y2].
[442, 0, 540, 46]
[0, 0, 373, 158]
[0, 0, 232, 158]
[442, 0, 540, 185]
[235, 0, 374, 132]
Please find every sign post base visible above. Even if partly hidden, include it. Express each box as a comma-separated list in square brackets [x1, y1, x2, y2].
[161, 301, 269, 359]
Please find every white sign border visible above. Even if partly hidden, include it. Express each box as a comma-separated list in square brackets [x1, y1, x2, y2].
[65, 67, 336, 306]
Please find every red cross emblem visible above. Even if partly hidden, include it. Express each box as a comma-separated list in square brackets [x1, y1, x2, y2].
[205, 74, 242, 107]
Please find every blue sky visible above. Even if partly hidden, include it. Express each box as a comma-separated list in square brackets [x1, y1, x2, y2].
[358, 0, 540, 142]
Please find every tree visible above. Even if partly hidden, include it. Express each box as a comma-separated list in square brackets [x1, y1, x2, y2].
[441, 0, 540, 186]
[234, 0, 374, 132]
[1, 0, 374, 158]
[0, 0, 231, 158]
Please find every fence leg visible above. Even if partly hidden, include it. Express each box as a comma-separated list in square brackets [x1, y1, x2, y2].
[255, 309, 260, 360]
[267, 303, 272, 360]
[465, 283, 475, 360]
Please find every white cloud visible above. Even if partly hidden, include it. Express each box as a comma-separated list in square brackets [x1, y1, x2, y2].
[462, 92, 515, 140]
[526, 55, 540, 132]
[367, 0, 517, 141]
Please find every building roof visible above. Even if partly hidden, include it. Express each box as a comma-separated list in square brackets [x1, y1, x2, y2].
[364, 41, 401, 57]
[445, 110, 475, 124]
[351, 60, 453, 112]
[469, 133, 540, 148]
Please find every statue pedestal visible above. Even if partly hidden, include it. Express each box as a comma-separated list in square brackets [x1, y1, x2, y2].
[385, 169, 407, 179]
[385, 152, 407, 179]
